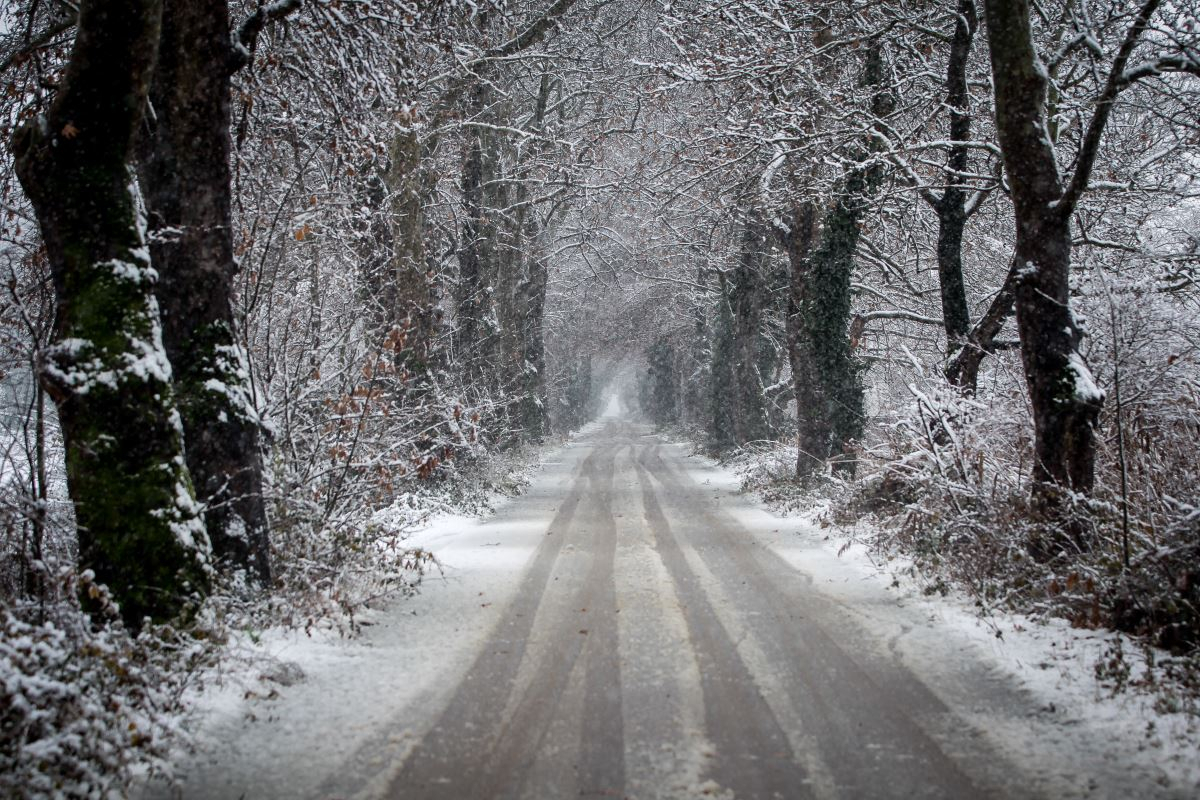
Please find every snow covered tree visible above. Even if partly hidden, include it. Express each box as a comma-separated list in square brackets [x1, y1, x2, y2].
[137, 0, 297, 587]
[12, 0, 210, 626]
[728, 215, 773, 445]
[983, 0, 1200, 524]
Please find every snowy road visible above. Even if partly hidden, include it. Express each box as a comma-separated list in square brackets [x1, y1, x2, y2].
[389, 420, 997, 799]
[145, 417, 1194, 799]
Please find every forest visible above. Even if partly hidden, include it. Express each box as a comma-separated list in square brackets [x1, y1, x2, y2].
[1, 0, 1199, 795]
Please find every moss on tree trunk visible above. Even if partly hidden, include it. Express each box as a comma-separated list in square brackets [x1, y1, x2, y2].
[12, 0, 210, 627]
[140, 0, 271, 585]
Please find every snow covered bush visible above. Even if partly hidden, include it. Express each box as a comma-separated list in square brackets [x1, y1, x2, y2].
[1091, 285, 1200, 654]
[848, 365, 1060, 603]
[727, 440, 821, 516]
[838, 302, 1200, 699]
[1, 575, 212, 798]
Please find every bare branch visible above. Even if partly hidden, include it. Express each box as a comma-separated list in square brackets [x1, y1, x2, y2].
[1059, 0, 1163, 216]
[232, 0, 302, 72]
[0, 10, 76, 75]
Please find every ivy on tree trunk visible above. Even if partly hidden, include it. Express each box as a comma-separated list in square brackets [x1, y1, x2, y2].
[794, 180, 868, 476]
[787, 47, 893, 480]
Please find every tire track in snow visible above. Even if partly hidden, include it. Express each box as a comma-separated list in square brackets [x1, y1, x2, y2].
[633, 445, 813, 800]
[612, 445, 713, 799]
[386, 424, 626, 799]
[637, 443, 1003, 799]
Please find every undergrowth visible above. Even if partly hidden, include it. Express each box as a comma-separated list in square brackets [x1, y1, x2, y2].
[0, 434, 539, 798]
[731, 361, 1200, 714]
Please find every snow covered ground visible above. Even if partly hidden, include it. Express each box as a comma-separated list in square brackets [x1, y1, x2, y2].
[138, 406, 1199, 799]
[137, 417, 604, 799]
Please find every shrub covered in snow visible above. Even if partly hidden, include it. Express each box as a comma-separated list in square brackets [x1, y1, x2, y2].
[831, 336, 1200, 703]
[725, 266, 1200, 705]
[1, 574, 212, 799]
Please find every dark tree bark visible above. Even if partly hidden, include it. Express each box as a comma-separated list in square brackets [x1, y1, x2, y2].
[387, 126, 444, 380]
[876, 0, 998, 390]
[797, 177, 869, 474]
[512, 247, 550, 439]
[944, 257, 1018, 392]
[12, 0, 210, 626]
[510, 241, 550, 439]
[785, 47, 893, 479]
[729, 216, 770, 444]
[491, 109, 528, 428]
[982, 0, 1147, 508]
[456, 72, 554, 441]
[710, 273, 738, 452]
[398, 3, 580, 399]
[560, 354, 593, 431]
[644, 338, 678, 427]
[356, 158, 396, 335]
[139, 0, 274, 586]
[922, 0, 1018, 395]
[929, 0, 978, 358]
[505, 73, 555, 441]
[455, 84, 501, 389]
[785, 201, 825, 478]
[683, 264, 709, 431]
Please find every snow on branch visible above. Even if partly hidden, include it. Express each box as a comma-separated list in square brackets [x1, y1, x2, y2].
[232, 0, 302, 71]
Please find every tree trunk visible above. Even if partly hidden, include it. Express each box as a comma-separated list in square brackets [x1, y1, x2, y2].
[12, 0, 210, 627]
[933, 0, 978, 358]
[508, 74, 555, 441]
[139, 0, 271, 586]
[983, 0, 1103, 510]
[786, 48, 892, 479]
[356, 162, 396, 335]
[387, 126, 444, 380]
[645, 338, 678, 426]
[785, 202, 826, 478]
[491, 123, 526, 435]
[513, 246, 550, 439]
[800, 181, 868, 474]
[935, 206, 971, 353]
[710, 273, 738, 452]
[729, 216, 770, 444]
[455, 84, 500, 389]
[461, 73, 554, 442]
[944, 256, 1018, 392]
[684, 264, 709, 431]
